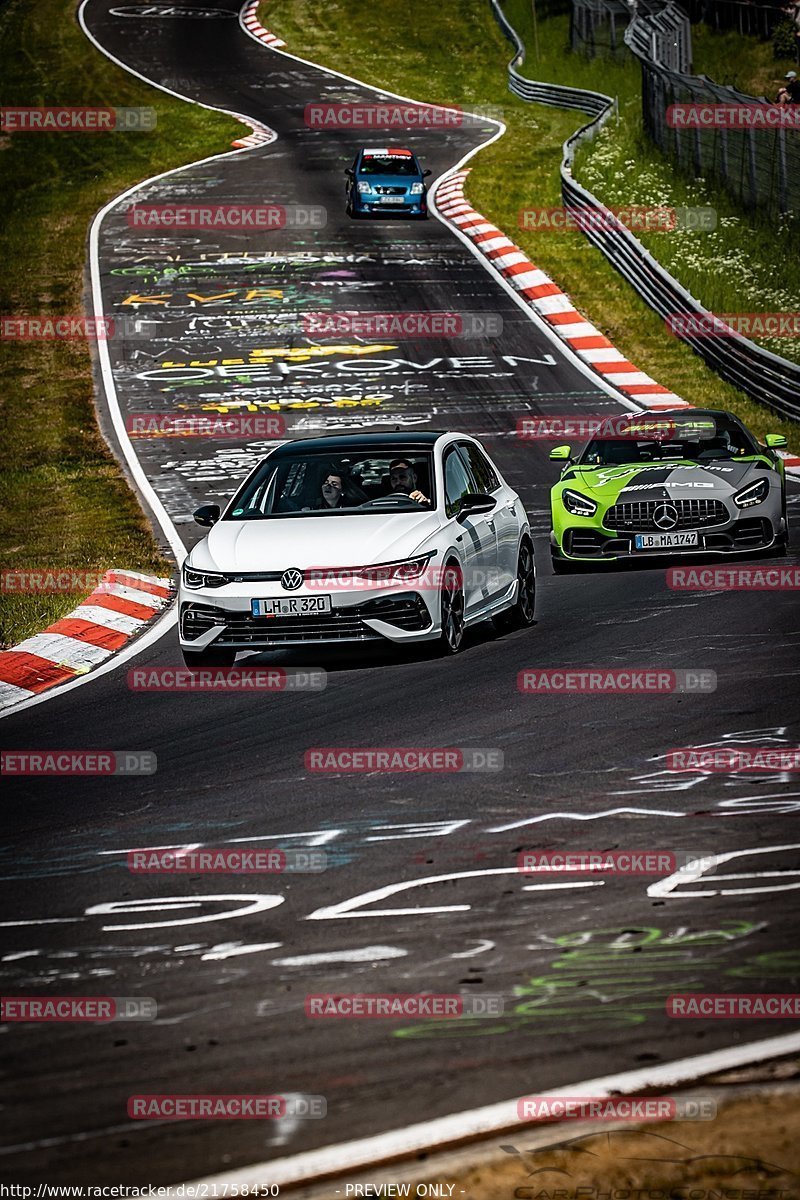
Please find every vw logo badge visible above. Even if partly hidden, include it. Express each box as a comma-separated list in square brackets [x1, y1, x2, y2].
[281, 568, 303, 591]
[653, 503, 679, 530]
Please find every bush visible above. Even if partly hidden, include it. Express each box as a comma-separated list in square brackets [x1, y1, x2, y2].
[772, 19, 798, 61]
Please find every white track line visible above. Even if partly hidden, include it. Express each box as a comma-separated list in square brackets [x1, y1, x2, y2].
[64, 6, 800, 1186]
[237, 10, 642, 408]
[50, 0, 630, 729]
[56, 0, 795, 730]
[0, 3, 282, 721]
[79, 0, 277, 569]
[175, 1030, 800, 1191]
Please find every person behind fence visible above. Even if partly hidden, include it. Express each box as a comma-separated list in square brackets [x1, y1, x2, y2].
[777, 69, 800, 103]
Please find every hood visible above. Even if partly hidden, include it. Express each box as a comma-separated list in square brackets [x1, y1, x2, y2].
[566, 460, 764, 502]
[358, 172, 421, 188]
[192, 511, 441, 572]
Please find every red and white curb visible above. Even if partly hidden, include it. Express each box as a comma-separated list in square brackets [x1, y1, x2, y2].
[241, 0, 285, 49]
[231, 117, 277, 150]
[434, 170, 687, 411]
[434, 172, 800, 477]
[0, 571, 172, 711]
[231, 3, 283, 147]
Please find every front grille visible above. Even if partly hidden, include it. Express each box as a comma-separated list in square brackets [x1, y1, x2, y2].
[565, 530, 607, 555]
[360, 594, 431, 631]
[603, 498, 728, 531]
[181, 593, 431, 645]
[732, 518, 772, 548]
[182, 604, 227, 638]
[373, 185, 407, 195]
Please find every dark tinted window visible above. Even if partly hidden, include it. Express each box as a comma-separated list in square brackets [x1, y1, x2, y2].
[444, 447, 476, 519]
[459, 441, 500, 493]
[579, 414, 758, 466]
[225, 447, 435, 518]
[359, 153, 419, 176]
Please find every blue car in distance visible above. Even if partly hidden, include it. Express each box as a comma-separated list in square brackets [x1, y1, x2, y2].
[345, 147, 431, 219]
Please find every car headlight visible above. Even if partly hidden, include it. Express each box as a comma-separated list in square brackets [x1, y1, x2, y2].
[182, 563, 228, 589]
[357, 182, 374, 194]
[733, 478, 769, 508]
[410, 182, 424, 194]
[561, 488, 598, 517]
[355, 554, 434, 585]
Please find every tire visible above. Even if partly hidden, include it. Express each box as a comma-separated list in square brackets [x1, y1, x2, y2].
[437, 560, 465, 655]
[182, 646, 237, 669]
[494, 540, 536, 632]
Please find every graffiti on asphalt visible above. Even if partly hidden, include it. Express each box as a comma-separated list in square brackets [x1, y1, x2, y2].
[394, 923, 773, 1039]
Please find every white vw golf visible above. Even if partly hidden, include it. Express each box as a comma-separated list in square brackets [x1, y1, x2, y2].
[178, 432, 535, 666]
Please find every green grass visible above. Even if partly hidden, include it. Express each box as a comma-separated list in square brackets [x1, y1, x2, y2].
[262, 0, 800, 451]
[691, 22, 796, 98]
[260, 0, 799, 452]
[0, 0, 241, 647]
[503, 0, 800, 365]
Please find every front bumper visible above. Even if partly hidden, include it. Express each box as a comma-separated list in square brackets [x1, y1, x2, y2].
[552, 516, 782, 562]
[353, 196, 426, 216]
[179, 586, 437, 650]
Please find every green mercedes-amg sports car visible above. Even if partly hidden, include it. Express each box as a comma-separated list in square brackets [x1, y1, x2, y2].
[549, 409, 788, 572]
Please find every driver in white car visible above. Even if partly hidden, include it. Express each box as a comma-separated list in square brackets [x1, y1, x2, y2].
[387, 457, 430, 505]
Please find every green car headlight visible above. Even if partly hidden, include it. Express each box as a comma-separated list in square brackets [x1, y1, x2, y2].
[732, 478, 769, 508]
[562, 488, 598, 517]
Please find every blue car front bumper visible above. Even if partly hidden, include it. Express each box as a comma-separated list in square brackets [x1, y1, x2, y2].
[352, 195, 426, 216]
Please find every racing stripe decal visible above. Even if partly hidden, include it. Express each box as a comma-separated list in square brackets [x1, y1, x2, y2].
[433, 170, 688, 412]
[0, 571, 172, 712]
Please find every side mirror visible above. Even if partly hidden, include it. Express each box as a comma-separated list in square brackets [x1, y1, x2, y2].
[550, 445, 572, 461]
[193, 503, 220, 527]
[457, 492, 496, 519]
[765, 433, 787, 449]
[423, 169, 432, 177]
[344, 168, 354, 178]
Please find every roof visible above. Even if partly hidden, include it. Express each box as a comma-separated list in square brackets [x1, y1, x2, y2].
[645, 408, 741, 422]
[270, 432, 450, 457]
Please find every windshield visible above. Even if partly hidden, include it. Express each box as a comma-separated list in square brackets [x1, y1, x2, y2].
[578, 415, 758, 467]
[225, 448, 436, 519]
[359, 153, 419, 176]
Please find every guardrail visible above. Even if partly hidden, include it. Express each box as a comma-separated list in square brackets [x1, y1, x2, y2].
[489, 0, 800, 421]
[625, 1, 693, 71]
[570, 0, 674, 59]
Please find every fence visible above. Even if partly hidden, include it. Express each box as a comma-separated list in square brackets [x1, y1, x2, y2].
[571, 0, 671, 59]
[488, 0, 800, 421]
[625, 1, 693, 70]
[684, 0, 788, 39]
[625, 5, 798, 215]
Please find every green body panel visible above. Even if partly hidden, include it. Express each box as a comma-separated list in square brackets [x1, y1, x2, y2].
[550, 453, 780, 560]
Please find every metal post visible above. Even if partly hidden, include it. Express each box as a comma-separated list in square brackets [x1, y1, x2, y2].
[531, 0, 540, 61]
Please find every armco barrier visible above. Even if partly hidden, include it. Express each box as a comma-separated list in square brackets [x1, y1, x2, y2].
[571, 0, 670, 60]
[490, 0, 800, 422]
